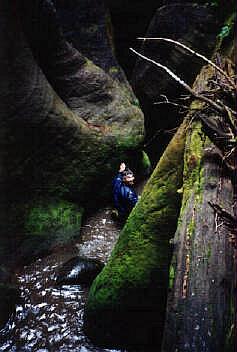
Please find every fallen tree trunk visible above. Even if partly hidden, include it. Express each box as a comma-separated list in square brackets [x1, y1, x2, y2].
[162, 52, 235, 352]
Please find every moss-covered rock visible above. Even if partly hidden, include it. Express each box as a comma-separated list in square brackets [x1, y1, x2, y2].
[84, 120, 187, 349]
[17, 200, 83, 261]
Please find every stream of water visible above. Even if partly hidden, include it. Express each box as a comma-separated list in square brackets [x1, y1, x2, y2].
[0, 208, 125, 352]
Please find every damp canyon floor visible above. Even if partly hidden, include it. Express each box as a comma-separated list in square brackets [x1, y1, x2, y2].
[0, 207, 125, 352]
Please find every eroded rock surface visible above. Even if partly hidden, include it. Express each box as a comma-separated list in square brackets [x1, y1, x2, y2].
[1, 1, 144, 206]
[132, 3, 220, 164]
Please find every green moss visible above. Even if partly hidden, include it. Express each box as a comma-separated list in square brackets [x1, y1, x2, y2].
[141, 151, 151, 171]
[181, 121, 206, 215]
[216, 11, 236, 51]
[19, 200, 83, 260]
[116, 135, 142, 149]
[132, 150, 151, 177]
[84, 120, 188, 346]
[132, 98, 141, 108]
[164, 38, 235, 350]
[25, 200, 83, 243]
[109, 66, 119, 75]
[190, 100, 205, 111]
[169, 265, 175, 289]
[187, 217, 195, 238]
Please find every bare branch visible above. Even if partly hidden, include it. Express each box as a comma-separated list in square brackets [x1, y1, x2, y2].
[208, 201, 236, 230]
[154, 94, 189, 110]
[220, 103, 237, 130]
[143, 125, 179, 148]
[223, 146, 236, 161]
[130, 47, 225, 113]
[137, 37, 236, 89]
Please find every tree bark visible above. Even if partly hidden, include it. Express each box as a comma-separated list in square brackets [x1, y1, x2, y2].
[162, 58, 235, 352]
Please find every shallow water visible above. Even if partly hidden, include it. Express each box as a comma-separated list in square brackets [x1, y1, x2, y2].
[0, 208, 125, 352]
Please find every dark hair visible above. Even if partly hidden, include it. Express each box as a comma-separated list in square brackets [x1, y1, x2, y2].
[122, 169, 134, 177]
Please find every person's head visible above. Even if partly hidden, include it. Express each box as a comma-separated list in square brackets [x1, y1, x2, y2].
[122, 169, 135, 186]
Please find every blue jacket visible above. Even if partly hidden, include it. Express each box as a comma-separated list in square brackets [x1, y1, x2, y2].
[112, 172, 138, 217]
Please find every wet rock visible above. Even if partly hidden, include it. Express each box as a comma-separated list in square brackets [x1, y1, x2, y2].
[56, 256, 104, 286]
[0, 283, 19, 328]
[0, 267, 20, 328]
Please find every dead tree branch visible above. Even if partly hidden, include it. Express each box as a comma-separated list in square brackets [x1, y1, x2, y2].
[154, 94, 189, 111]
[137, 37, 236, 89]
[131, 43, 236, 172]
[130, 48, 226, 114]
[208, 201, 236, 230]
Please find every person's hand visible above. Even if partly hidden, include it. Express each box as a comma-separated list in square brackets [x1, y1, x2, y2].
[119, 162, 126, 172]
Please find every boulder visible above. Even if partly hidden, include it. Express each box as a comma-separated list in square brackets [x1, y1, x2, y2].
[56, 256, 104, 286]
